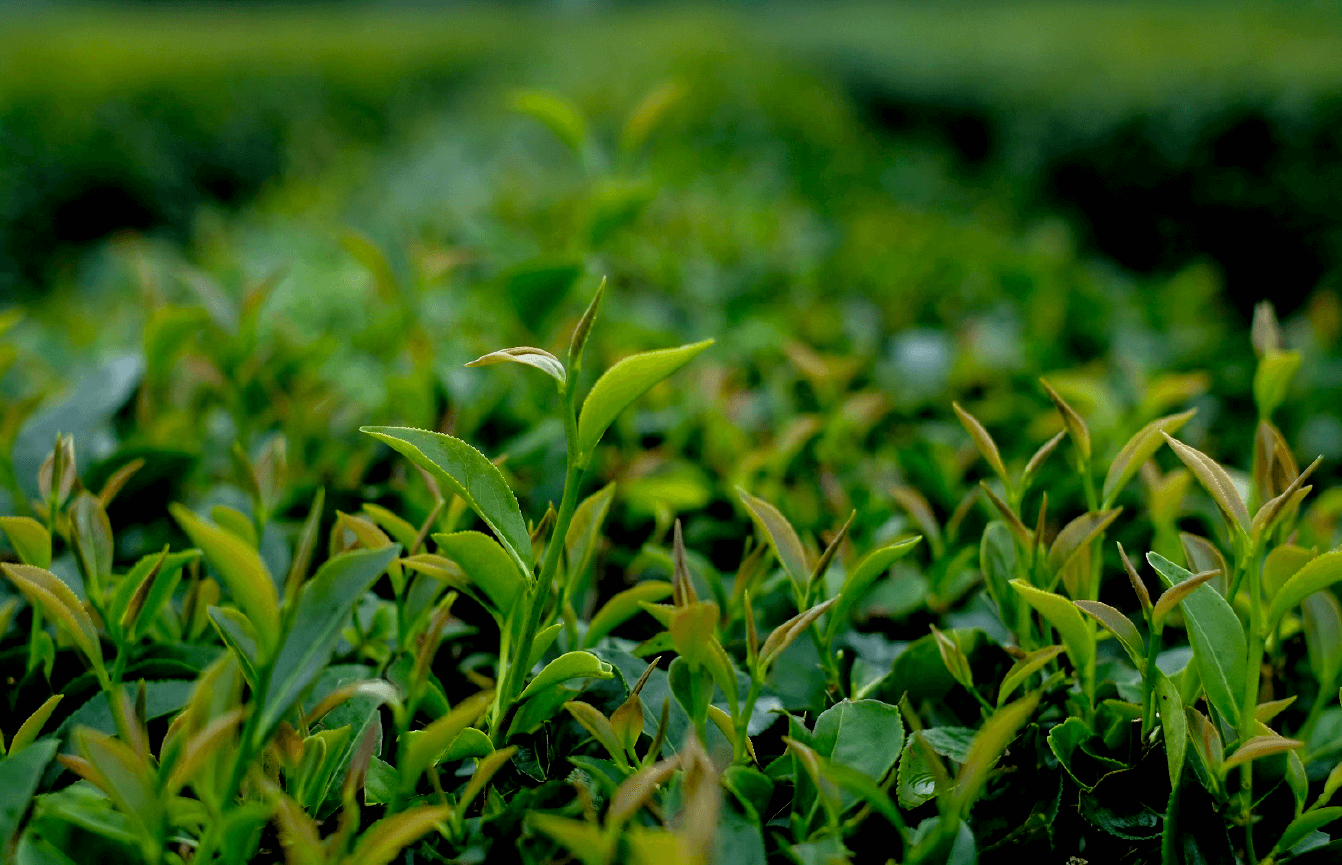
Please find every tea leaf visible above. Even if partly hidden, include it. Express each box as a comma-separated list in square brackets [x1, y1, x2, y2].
[170, 504, 281, 656]
[7, 694, 62, 755]
[1155, 671, 1186, 788]
[1010, 580, 1094, 673]
[509, 90, 587, 154]
[1148, 552, 1246, 727]
[760, 597, 837, 668]
[0, 517, 50, 568]
[930, 625, 975, 688]
[1160, 433, 1250, 533]
[75, 727, 163, 840]
[565, 482, 616, 584]
[1101, 409, 1196, 507]
[0, 738, 59, 851]
[825, 536, 921, 642]
[952, 402, 1009, 487]
[1253, 350, 1301, 420]
[1179, 533, 1229, 597]
[1302, 591, 1342, 690]
[1047, 509, 1121, 579]
[583, 581, 673, 647]
[952, 691, 1041, 815]
[1271, 808, 1342, 859]
[998, 645, 1064, 707]
[260, 545, 401, 739]
[346, 804, 456, 865]
[2, 563, 102, 670]
[467, 346, 566, 384]
[568, 277, 605, 368]
[737, 487, 810, 589]
[577, 340, 714, 458]
[564, 702, 625, 763]
[1116, 542, 1153, 615]
[518, 652, 614, 701]
[285, 487, 325, 604]
[401, 691, 494, 788]
[528, 813, 615, 865]
[1151, 569, 1222, 631]
[1266, 549, 1342, 633]
[361, 427, 532, 574]
[1075, 600, 1144, 668]
[1040, 378, 1091, 460]
[812, 699, 904, 780]
[669, 601, 719, 669]
[1221, 735, 1304, 773]
[432, 531, 528, 614]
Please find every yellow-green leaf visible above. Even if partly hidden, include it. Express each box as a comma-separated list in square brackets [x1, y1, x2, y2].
[577, 340, 713, 458]
[1102, 409, 1196, 507]
[2, 563, 102, 670]
[583, 581, 671, 648]
[737, 487, 809, 589]
[8, 694, 62, 755]
[518, 652, 614, 702]
[0, 517, 50, 568]
[170, 504, 280, 656]
[1074, 600, 1144, 668]
[1267, 549, 1342, 632]
[431, 531, 527, 614]
[1010, 580, 1094, 673]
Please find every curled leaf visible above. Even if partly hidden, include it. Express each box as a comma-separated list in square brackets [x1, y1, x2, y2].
[467, 346, 566, 383]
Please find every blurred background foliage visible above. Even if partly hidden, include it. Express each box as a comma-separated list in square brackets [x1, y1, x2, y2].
[3, 0, 1342, 575]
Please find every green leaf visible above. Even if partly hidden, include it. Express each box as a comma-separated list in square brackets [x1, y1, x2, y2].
[1010, 580, 1094, 673]
[110, 548, 199, 641]
[737, 488, 809, 589]
[825, 536, 921, 642]
[466, 346, 566, 383]
[812, 699, 904, 781]
[952, 691, 1041, 814]
[260, 545, 401, 739]
[431, 531, 527, 614]
[1101, 409, 1196, 507]
[509, 90, 587, 154]
[528, 813, 615, 865]
[1221, 735, 1304, 773]
[170, 504, 281, 656]
[361, 426, 532, 574]
[564, 702, 625, 763]
[1161, 433, 1250, 534]
[584, 582, 672, 648]
[1266, 550, 1342, 633]
[518, 651, 614, 702]
[1155, 671, 1187, 788]
[1148, 552, 1247, 728]
[980, 522, 1019, 634]
[0, 738, 58, 851]
[0, 517, 50, 568]
[1272, 808, 1342, 858]
[7, 694, 62, 755]
[208, 606, 260, 687]
[1048, 717, 1125, 791]
[2, 563, 102, 671]
[565, 482, 616, 585]
[998, 645, 1064, 707]
[577, 340, 713, 458]
[346, 804, 456, 865]
[1254, 350, 1301, 420]
[1303, 591, 1342, 690]
[75, 727, 163, 841]
[952, 402, 1009, 487]
[1041, 378, 1092, 460]
[1074, 600, 1144, 668]
[401, 691, 494, 788]
[1047, 509, 1121, 578]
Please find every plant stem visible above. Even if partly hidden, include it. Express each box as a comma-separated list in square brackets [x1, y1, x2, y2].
[1141, 628, 1164, 740]
[735, 676, 762, 763]
[1240, 543, 1265, 865]
[493, 379, 587, 741]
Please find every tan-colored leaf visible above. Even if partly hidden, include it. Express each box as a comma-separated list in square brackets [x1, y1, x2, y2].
[1221, 735, 1304, 773]
[1152, 569, 1222, 630]
[760, 597, 837, 667]
[344, 804, 454, 865]
[2, 563, 102, 668]
[1047, 509, 1122, 578]
[608, 756, 681, 827]
[1161, 433, 1250, 533]
[953, 402, 1009, 486]
[1040, 379, 1091, 460]
[1116, 542, 1153, 614]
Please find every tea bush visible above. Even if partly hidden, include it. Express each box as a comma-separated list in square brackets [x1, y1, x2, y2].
[3, 7, 1342, 864]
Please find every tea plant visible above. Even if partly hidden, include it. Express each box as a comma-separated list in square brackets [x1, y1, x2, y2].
[2, 275, 1342, 865]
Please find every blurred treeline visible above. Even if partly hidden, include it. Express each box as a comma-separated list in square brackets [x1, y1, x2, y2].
[4, 2, 1342, 309]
